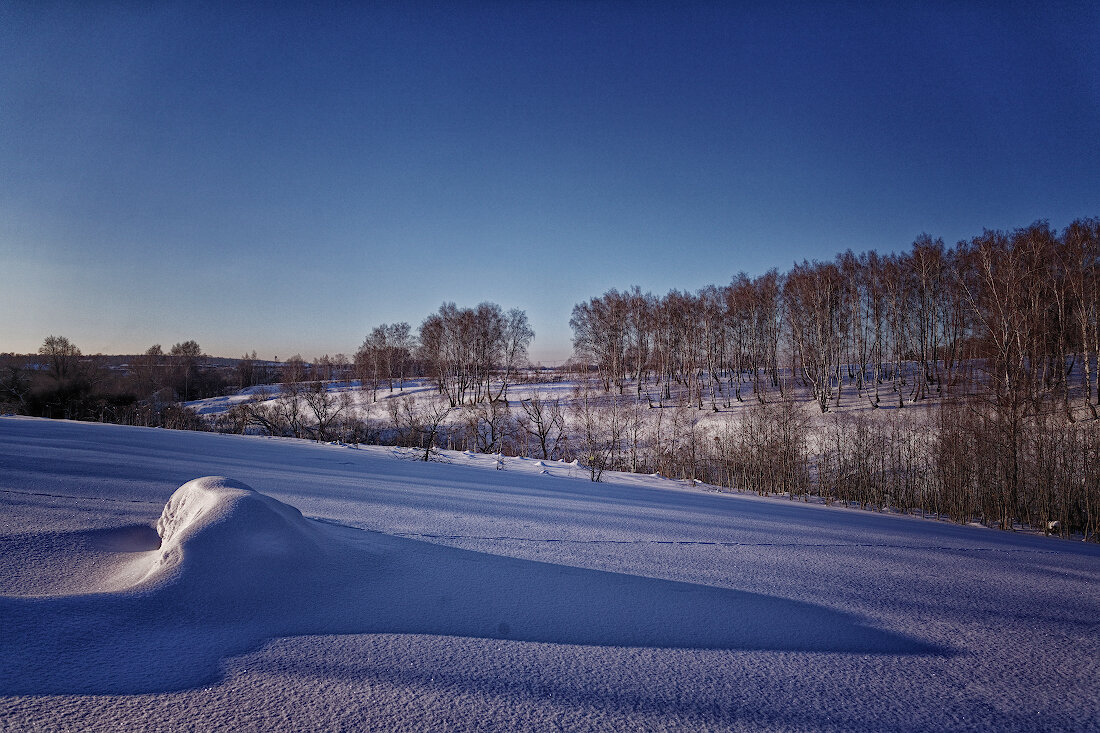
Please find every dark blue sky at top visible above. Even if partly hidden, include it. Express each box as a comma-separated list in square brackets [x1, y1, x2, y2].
[2, 2, 1097, 361]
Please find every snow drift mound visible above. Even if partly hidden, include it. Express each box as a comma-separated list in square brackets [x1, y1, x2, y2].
[127, 476, 330, 595]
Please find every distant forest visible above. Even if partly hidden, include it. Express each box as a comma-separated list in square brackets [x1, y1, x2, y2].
[572, 218, 1100, 415]
[566, 218, 1100, 539]
[2, 217, 1098, 540]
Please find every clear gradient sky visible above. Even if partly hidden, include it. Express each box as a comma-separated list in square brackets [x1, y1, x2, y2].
[2, 2, 1098, 363]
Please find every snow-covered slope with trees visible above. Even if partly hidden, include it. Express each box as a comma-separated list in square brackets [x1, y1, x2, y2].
[1, 416, 1097, 731]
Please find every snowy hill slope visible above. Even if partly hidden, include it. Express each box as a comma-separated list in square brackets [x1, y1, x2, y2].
[0, 416, 1097, 731]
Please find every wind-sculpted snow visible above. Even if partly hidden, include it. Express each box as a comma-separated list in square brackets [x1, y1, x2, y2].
[1, 417, 1098, 731]
[0, 476, 939, 697]
[143, 476, 329, 592]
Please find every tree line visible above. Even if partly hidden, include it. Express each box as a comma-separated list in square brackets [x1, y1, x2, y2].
[0, 338, 281, 426]
[353, 301, 533, 407]
[568, 218, 1100, 539]
[219, 301, 535, 444]
[571, 220, 1100, 417]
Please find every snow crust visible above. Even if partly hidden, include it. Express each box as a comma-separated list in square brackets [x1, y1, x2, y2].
[1, 416, 1098, 731]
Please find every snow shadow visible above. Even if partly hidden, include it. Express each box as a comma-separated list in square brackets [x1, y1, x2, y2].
[344, 531, 946, 656]
[0, 488, 947, 696]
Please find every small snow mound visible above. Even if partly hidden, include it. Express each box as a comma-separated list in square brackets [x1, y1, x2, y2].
[157, 477, 290, 547]
[137, 477, 326, 590]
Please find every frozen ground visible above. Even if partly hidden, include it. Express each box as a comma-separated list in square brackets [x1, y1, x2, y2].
[0, 416, 1097, 731]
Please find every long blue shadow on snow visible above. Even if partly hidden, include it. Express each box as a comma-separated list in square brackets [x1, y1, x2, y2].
[0, 522, 948, 696]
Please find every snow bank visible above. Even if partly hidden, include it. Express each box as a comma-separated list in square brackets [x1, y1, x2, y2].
[138, 476, 325, 591]
[0, 476, 358, 695]
[2, 418, 1098, 730]
[0, 477, 331, 596]
[0, 470, 938, 698]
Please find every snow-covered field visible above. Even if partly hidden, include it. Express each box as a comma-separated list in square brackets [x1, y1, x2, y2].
[1, 416, 1097, 731]
[185, 377, 582, 421]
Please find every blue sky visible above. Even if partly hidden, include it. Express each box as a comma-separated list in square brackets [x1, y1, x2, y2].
[2, 2, 1097, 362]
